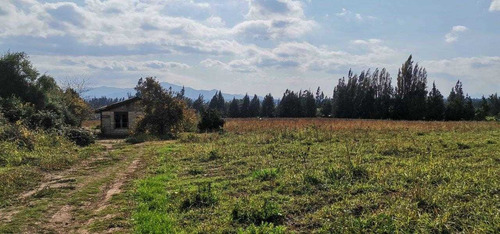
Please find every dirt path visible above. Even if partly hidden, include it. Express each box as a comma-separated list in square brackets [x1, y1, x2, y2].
[0, 140, 147, 233]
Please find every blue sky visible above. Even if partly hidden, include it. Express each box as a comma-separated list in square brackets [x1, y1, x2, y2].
[1, 0, 499, 97]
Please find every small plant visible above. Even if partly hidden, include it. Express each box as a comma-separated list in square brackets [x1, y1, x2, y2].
[252, 168, 279, 181]
[304, 172, 323, 186]
[188, 167, 204, 175]
[205, 150, 221, 161]
[324, 164, 368, 185]
[180, 183, 218, 211]
[198, 109, 225, 132]
[232, 198, 283, 225]
[237, 223, 286, 234]
[457, 142, 471, 150]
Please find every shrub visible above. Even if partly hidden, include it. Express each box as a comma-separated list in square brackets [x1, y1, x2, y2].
[64, 127, 95, 147]
[0, 96, 36, 123]
[232, 198, 283, 225]
[180, 183, 218, 211]
[252, 168, 279, 181]
[198, 109, 225, 132]
[29, 110, 63, 130]
[0, 123, 35, 150]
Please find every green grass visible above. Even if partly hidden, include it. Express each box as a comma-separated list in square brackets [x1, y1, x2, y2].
[132, 120, 500, 232]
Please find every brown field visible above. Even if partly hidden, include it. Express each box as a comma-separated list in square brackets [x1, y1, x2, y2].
[224, 118, 500, 132]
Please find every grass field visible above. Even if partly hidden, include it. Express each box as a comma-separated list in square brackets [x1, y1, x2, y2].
[133, 119, 500, 233]
[1, 119, 499, 233]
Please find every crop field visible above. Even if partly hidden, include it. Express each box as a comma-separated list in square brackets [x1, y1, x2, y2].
[134, 119, 500, 233]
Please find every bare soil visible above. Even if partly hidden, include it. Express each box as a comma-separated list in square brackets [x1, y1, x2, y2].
[0, 140, 145, 233]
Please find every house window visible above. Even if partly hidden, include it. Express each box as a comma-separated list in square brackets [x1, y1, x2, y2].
[114, 112, 129, 129]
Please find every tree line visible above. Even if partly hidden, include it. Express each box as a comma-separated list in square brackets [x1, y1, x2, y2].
[189, 56, 498, 121]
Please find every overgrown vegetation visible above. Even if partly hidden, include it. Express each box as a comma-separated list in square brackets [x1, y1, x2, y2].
[132, 119, 500, 232]
[0, 52, 96, 205]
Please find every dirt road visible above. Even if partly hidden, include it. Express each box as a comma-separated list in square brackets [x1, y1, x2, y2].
[0, 140, 145, 233]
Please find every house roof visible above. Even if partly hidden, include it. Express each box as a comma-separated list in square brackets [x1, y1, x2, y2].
[94, 96, 141, 113]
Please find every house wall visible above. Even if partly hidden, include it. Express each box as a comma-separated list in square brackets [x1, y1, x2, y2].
[100, 102, 143, 137]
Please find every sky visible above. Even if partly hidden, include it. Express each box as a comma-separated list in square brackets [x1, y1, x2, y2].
[1, 0, 499, 97]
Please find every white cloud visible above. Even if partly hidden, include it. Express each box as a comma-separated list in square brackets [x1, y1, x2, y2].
[422, 56, 500, 96]
[336, 8, 377, 22]
[490, 0, 500, 11]
[233, 0, 316, 40]
[205, 16, 226, 27]
[201, 39, 402, 73]
[246, 0, 305, 19]
[445, 25, 468, 43]
[32, 55, 190, 73]
[233, 18, 316, 40]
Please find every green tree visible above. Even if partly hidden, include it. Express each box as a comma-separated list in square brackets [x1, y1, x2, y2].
[249, 95, 261, 117]
[261, 94, 275, 117]
[488, 93, 499, 117]
[320, 99, 333, 117]
[373, 68, 393, 119]
[278, 90, 300, 117]
[426, 82, 445, 120]
[209, 91, 225, 115]
[134, 77, 185, 137]
[394, 55, 427, 120]
[463, 95, 475, 121]
[198, 109, 225, 132]
[0, 52, 46, 108]
[445, 80, 465, 121]
[192, 95, 205, 113]
[240, 94, 250, 118]
[474, 96, 489, 121]
[228, 98, 240, 118]
[302, 90, 316, 117]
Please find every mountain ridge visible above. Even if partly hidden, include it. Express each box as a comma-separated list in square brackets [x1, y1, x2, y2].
[82, 82, 248, 101]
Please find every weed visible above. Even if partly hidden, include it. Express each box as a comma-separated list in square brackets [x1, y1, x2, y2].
[457, 142, 471, 150]
[188, 167, 204, 175]
[202, 150, 221, 161]
[180, 183, 218, 211]
[232, 198, 284, 225]
[324, 164, 369, 185]
[252, 168, 279, 181]
[237, 223, 286, 234]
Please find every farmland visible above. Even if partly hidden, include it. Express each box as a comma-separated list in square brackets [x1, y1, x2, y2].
[1, 119, 499, 233]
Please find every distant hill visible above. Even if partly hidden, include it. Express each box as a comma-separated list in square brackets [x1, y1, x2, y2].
[82, 82, 247, 101]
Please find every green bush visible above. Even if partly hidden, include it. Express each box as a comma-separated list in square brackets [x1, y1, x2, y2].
[29, 110, 63, 130]
[0, 96, 35, 123]
[198, 109, 225, 132]
[64, 128, 95, 147]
